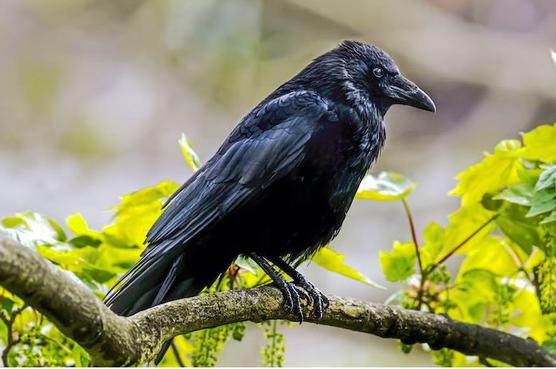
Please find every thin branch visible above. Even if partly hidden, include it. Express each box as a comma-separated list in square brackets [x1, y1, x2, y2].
[171, 341, 186, 367]
[0, 236, 555, 367]
[400, 199, 426, 310]
[1, 304, 25, 366]
[401, 199, 423, 275]
[434, 215, 498, 266]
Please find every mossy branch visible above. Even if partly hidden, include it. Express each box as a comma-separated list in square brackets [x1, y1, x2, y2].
[0, 236, 554, 366]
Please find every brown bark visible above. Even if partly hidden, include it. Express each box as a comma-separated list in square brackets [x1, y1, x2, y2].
[1, 236, 554, 366]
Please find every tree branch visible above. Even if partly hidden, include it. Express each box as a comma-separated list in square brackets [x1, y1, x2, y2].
[0, 236, 554, 367]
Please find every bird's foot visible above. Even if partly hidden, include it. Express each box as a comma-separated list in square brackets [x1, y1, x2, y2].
[276, 281, 309, 323]
[294, 277, 329, 321]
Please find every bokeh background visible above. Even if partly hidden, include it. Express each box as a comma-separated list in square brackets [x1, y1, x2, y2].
[1, 0, 556, 366]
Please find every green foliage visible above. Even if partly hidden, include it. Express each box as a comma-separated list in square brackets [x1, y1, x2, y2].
[0, 133, 379, 367]
[366, 123, 556, 365]
[312, 246, 383, 288]
[260, 321, 287, 367]
[2, 124, 556, 366]
[536, 257, 556, 314]
[520, 124, 556, 163]
[419, 222, 444, 267]
[179, 133, 202, 172]
[449, 139, 522, 206]
[186, 323, 246, 367]
[356, 171, 415, 201]
[380, 241, 416, 282]
[433, 348, 454, 367]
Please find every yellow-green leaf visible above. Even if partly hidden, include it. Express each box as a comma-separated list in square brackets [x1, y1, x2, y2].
[450, 269, 497, 323]
[312, 247, 383, 288]
[66, 213, 90, 235]
[438, 204, 495, 257]
[520, 124, 556, 163]
[450, 139, 522, 206]
[420, 222, 445, 267]
[379, 241, 416, 282]
[510, 288, 548, 342]
[0, 212, 66, 247]
[458, 236, 519, 276]
[104, 180, 179, 247]
[356, 172, 415, 201]
[179, 133, 202, 172]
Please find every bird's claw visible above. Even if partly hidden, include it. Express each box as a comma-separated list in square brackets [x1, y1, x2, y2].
[294, 278, 328, 321]
[278, 282, 304, 323]
[293, 284, 312, 303]
[272, 276, 328, 323]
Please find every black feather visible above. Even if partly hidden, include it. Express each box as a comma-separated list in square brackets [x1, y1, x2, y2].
[104, 40, 435, 363]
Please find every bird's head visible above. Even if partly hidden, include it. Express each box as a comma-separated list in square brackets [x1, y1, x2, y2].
[303, 40, 436, 115]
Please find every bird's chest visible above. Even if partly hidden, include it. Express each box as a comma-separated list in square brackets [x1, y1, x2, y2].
[299, 117, 383, 203]
[282, 118, 383, 228]
[248, 116, 384, 259]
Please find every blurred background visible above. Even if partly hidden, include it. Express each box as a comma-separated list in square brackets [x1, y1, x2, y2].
[1, 0, 556, 366]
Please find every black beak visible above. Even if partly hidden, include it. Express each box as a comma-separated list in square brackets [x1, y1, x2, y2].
[386, 74, 436, 112]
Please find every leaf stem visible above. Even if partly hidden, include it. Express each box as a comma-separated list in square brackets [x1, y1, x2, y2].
[503, 242, 533, 282]
[171, 341, 186, 367]
[434, 215, 498, 267]
[401, 199, 423, 276]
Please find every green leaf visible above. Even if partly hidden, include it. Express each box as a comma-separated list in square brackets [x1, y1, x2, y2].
[450, 269, 498, 323]
[234, 255, 260, 275]
[312, 247, 384, 288]
[420, 222, 445, 267]
[356, 172, 415, 201]
[510, 289, 548, 342]
[69, 235, 101, 248]
[441, 204, 495, 256]
[541, 210, 556, 224]
[458, 237, 519, 276]
[0, 296, 15, 313]
[179, 133, 202, 172]
[493, 184, 533, 206]
[66, 213, 90, 235]
[104, 180, 179, 247]
[520, 124, 556, 163]
[379, 241, 416, 282]
[480, 193, 504, 211]
[82, 266, 116, 284]
[496, 203, 541, 254]
[66, 213, 103, 248]
[0, 212, 66, 248]
[450, 140, 523, 206]
[536, 164, 556, 191]
[543, 336, 556, 355]
[526, 188, 556, 217]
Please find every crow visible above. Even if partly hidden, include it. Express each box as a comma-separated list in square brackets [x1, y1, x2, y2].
[105, 40, 435, 361]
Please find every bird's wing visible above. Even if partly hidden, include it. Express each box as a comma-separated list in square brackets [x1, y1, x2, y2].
[106, 91, 332, 298]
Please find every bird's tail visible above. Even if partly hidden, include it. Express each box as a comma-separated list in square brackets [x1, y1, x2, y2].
[104, 246, 215, 364]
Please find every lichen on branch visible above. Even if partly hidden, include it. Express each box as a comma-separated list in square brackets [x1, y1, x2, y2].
[0, 236, 555, 366]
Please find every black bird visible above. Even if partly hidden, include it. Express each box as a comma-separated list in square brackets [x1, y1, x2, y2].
[105, 40, 434, 359]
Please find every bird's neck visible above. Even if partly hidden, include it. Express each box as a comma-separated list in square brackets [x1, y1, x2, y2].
[266, 74, 387, 138]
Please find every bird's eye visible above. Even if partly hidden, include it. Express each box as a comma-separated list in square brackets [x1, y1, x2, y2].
[373, 67, 385, 78]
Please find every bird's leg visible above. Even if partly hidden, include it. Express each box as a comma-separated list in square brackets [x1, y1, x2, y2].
[249, 253, 307, 323]
[267, 256, 329, 321]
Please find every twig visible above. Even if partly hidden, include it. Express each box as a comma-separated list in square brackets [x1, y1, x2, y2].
[171, 341, 186, 367]
[434, 215, 498, 266]
[0, 305, 26, 366]
[401, 199, 423, 275]
[401, 199, 426, 310]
